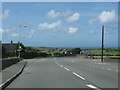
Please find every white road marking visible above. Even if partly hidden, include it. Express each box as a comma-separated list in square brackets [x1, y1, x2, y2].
[107, 68, 111, 70]
[0, 63, 26, 88]
[24, 61, 41, 70]
[64, 67, 70, 71]
[66, 59, 75, 63]
[60, 65, 63, 67]
[86, 84, 99, 89]
[54, 60, 61, 66]
[73, 72, 85, 80]
[115, 70, 118, 72]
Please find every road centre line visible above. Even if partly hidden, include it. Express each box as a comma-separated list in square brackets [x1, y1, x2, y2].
[60, 65, 63, 67]
[64, 67, 70, 71]
[86, 84, 100, 90]
[107, 68, 111, 70]
[73, 72, 85, 80]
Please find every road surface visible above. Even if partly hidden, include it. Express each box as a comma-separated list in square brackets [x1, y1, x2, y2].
[6, 57, 118, 89]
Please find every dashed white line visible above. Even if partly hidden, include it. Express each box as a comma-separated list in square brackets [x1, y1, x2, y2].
[54, 61, 59, 66]
[115, 70, 118, 72]
[24, 61, 41, 70]
[64, 67, 70, 71]
[107, 68, 111, 70]
[73, 72, 85, 80]
[86, 84, 99, 89]
[60, 65, 63, 67]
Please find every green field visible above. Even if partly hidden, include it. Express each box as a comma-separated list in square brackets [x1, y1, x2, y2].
[87, 48, 120, 56]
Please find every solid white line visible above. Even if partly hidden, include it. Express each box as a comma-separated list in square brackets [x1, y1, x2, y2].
[73, 72, 85, 80]
[0, 83, 4, 88]
[0, 62, 26, 88]
[86, 84, 98, 89]
[64, 67, 70, 71]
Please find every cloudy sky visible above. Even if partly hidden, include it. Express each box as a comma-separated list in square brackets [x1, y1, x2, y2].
[1, 2, 118, 48]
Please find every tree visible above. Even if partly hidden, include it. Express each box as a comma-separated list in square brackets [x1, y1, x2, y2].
[15, 42, 25, 51]
[25, 47, 32, 50]
[71, 48, 81, 54]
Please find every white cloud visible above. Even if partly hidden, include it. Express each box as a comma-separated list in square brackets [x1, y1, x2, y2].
[62, 10, 72, 16]
[88, 19, 97, 25]
[0, 9, 10, 19]
[65, 13, 80, 23]
[12, 33, 19, 37]
[0, 28, 4, 40]
[4, 28, 17, 32]
[89, 30, 97, 34]
[46, 10, 72, 19]
[38, 21, 61, 30]
[46, 10, 60, 19]
[0, 28, 4, 34]
[65, 27, 78, 34]
[28, 29, 35, 39]
[98, 10, 116, 24]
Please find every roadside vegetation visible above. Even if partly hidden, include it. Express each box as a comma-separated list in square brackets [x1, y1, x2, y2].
[81, 48, 120, 59]
[2, 42, 119, 59]
[2, 42, 81, 59]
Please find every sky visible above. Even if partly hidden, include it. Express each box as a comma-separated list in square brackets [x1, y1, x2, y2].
[0, 2, 118, 48]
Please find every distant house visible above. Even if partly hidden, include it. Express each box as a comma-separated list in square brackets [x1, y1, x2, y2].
[2, 41, 17, 52]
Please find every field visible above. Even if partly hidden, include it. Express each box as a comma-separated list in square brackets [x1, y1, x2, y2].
[89, 48, 120, 56]
[81, 48, 120, 59]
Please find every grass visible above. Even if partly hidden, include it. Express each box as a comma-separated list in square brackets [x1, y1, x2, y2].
[33, 57, 45, 59]
[0, 57, 19, 60]
[89, 48, 120, 56]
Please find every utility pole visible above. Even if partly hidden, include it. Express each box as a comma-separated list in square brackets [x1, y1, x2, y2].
[101, 25, 104, 62]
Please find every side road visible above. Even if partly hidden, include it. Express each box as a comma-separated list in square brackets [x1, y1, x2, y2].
[0, 60, 27, 90]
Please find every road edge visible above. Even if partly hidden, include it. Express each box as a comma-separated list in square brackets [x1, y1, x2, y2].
[1, 61, 27, 90]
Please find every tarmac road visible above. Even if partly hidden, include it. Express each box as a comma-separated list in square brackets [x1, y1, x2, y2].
[6, 57, 118, 89]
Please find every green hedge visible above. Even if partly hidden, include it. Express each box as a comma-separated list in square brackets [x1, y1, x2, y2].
[21, 51, 50, 59]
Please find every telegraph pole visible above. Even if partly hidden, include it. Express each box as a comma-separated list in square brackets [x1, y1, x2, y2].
[101, 25, 104, 62]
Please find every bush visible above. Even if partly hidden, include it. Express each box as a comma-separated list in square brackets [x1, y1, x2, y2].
[21, 51, 50, 59]
[6, 51, 16, 57]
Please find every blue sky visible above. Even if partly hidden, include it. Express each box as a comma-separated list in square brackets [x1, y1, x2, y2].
[1, 2, 118, 48]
